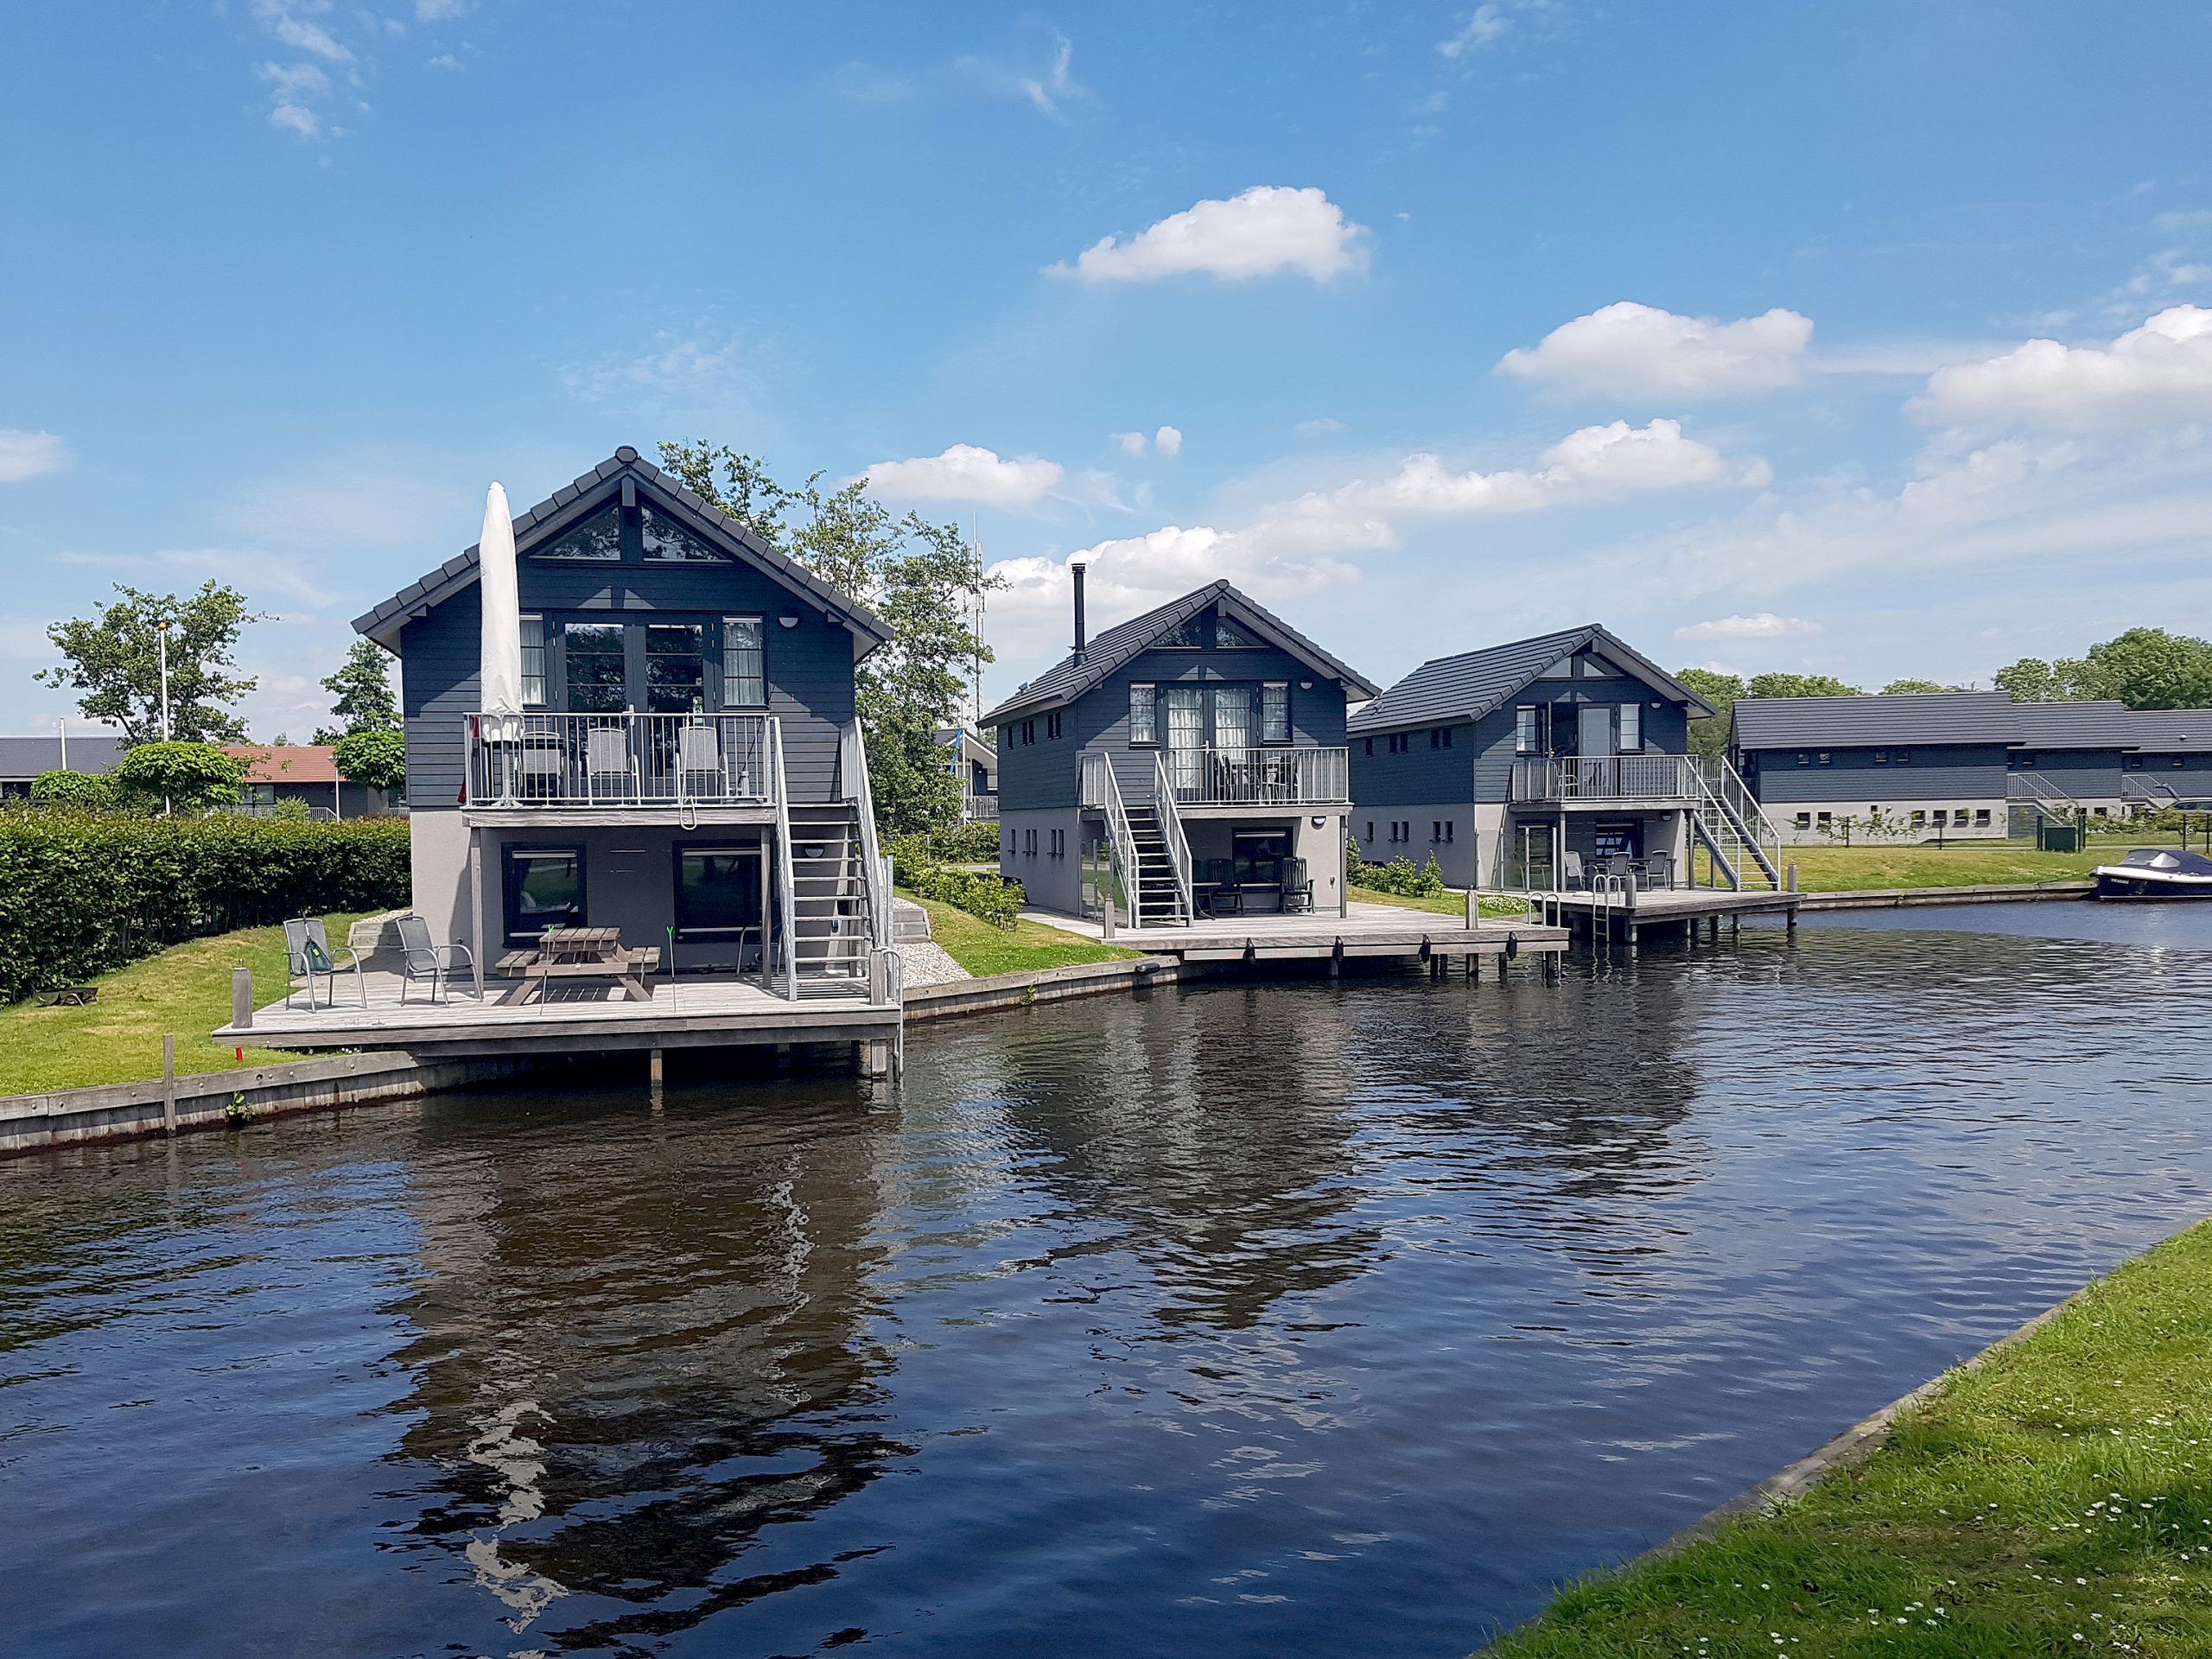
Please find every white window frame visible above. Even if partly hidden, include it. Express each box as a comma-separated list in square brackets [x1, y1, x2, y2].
[721, 615, 766, 708]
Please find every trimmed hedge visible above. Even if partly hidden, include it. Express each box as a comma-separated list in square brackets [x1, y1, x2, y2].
[887, 833, 1025, 929]
[1347, 838, 1448, 897]
[0, 809, 411, 1003]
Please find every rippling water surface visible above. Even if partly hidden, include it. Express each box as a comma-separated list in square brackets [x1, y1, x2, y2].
[5, 903, 2212, 1657]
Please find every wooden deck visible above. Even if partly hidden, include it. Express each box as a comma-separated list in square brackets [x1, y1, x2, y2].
[1031, 900, 1570, 964]
[1534, 884, 1802, 945]
[215, 968, 900, 1058]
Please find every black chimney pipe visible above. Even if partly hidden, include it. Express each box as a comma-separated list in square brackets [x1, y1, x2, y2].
[1071, 562, 1087, 662]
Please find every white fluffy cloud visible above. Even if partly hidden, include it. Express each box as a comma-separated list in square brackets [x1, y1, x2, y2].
[1916, 306, 2212, 431]
[1049, 186, 1370, 284]
[0, 429, 66, 481]
[1675, 613, 1822, 640]
[863, 444, 1063, 505]
[1438, 5, 1509, 56]
[1499, 302, 1814, 398]
[1154, 424, 1183, 456]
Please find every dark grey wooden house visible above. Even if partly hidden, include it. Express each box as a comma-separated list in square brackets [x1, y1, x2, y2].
[353, 447, 897, 996]
[1349, 624, 1782, 892]
[982, 576, 1380, 925]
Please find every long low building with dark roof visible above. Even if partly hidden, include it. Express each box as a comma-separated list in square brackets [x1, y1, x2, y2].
[1732, 692, 2212, 841]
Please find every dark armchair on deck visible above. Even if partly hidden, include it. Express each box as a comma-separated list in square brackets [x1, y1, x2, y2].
[396, 914, 478, 1005]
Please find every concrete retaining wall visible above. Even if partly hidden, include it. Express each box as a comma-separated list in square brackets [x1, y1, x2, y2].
[905, 955, 1186, 1020]
[1796, 880, 2094, 910]
[0, 1052, 535, 1156]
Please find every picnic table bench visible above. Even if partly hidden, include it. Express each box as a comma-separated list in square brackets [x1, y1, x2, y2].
[493, 927, 660, 1004]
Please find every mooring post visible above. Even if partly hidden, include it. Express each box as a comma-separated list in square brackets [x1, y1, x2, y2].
[865, 1039, 890, 1079]
[231, 966, 253, 1030]
[649, 1046, 664, 1110]
[162, 1033, 178, 1135]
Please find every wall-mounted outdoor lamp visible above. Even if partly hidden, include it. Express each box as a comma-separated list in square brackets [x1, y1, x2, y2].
[1311, 815, 1327, 828]
[779, 613, 800, 629]
[1300, 679, 1314, 690]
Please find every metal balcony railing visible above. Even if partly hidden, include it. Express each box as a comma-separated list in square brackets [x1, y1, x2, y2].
[1163, 746, 1350, 805]
[467, 712, 775, 808]
[1509, 753, 1705, 803]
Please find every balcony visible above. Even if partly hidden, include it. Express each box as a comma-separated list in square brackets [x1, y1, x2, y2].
[466, 712, 775, 812]
[1166, 746, 1349, 808]
[1509, 753, 1707, 804]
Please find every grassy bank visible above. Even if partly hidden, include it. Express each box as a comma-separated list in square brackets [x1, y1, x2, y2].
[900, 893, 1141, 978]
[1781, 842, 2111, 891]
[0, 915, 364, 1096]
[1486, 1217, 2212, 1656]
[1349, 885, 1532, 919]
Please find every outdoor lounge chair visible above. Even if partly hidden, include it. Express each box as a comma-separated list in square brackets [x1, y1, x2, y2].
[586, 726, 639, 804]
[1639, 851, 1674, 889]
[1560, 850, 1587, 890]
[1281, 856, 1315, 913]
[395, 914, 477, 1005]
[283, 916, 364, 1011]
[677, 723, 724, 800]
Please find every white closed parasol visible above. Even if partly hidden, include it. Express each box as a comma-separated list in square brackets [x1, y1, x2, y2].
[477, 482, 523, 745]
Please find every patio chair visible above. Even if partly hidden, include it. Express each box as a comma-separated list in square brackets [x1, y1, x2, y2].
[517, 742, 565, 802]
[586, 726, 639, 804]
[1560, 850, 1588, 890]
[1280, 856, 1315, 913]
[395, 914, 477, 1005]
[283, 916, 364, 1011]
[677, 723, 724, 801]
[1640, 851, 1674, 889]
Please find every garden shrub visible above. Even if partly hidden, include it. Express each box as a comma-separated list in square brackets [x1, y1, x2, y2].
[913, 820, 1001, 864]
[0, 808, 411, 1002]
[887, 833, 1025, 929]
[29, 770, 118, 810]
[1348, 842, 1449, 898]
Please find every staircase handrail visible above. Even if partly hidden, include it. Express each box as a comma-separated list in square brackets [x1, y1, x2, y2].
[1152, 751, 1194, 923]
[1080, 751, 1143, 929]
[2122, 773, 2180, 808]
[842, 721, 894, 952]
[1693, 754, 1783, 888]
[770, 718, 798, 1001]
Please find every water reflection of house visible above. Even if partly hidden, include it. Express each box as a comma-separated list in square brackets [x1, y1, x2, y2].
[382, 1094, 898, 1647]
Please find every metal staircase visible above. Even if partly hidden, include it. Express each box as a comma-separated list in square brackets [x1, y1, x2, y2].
[1079, 752, 1188, 927]
[2008, 771, 2082, 837]
[765, 721, 899, 1003]
[1690, 757, 1785, 891]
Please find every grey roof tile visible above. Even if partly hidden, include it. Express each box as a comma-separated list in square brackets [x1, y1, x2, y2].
[0, 733, 127, 778]
[980, 581, 1380, 727]
[1347, 624, 1714, 734]
[1732, 692, 2022, 748]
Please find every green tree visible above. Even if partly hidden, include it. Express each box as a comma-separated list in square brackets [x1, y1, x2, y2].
[1674, 668, 1745, 760]
[660, 439, 998, 834]
[2075, 627, 2212, 709]
[37, 582, 262, 743]
[312, 638, 399, 743]
[116, 741, 245, 811]
[1880, 677, 1969, 695]
[1745, 671, 1861, 700]
[29, 770, 117, 810]
[333, 728, 407, 797]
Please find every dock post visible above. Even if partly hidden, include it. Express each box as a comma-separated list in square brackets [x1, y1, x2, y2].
[649, 1046, 664, 1110]
[865, 1039, 891, 1079]
[1731, 913, 1740, 939]
[1329, 940, 1343, 980]
[1786, 902, 1798, 936]
[232, 966, 253, 1030]
[162, 1034, 178, 1135]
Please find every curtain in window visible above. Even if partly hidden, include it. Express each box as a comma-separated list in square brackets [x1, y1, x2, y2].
[1262, 682, 1289, 742]
[519, 615, 546, 707]
[722, 616, 765, 707]
[1212, 685, 1253, 752]
[1617, 702, 1641, 752]
[1164, 688, 1204, 791]
[1128, 683, 1156, 743]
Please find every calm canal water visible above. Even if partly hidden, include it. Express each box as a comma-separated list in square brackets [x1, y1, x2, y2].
[5, 903, 2212, 1657]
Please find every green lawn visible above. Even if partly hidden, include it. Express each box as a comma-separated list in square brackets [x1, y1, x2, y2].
[899, 892, 1141, 978]
[1486, 1217, 2212, 1656]
[1349, 884, 1533, 919]
[1780, 842, 2115, 892]
[0, 915, 365, 1096]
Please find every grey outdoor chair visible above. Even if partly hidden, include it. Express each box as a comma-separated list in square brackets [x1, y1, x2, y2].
[395, 914, 477, 1005]
[1280, 855, 1315, 913]
[1560, 850, 1587, 890]
[283, 916, 364, 1010]
[1640, 851, 1675, 889]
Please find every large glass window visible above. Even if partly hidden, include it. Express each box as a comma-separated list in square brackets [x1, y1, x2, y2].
[1128, 683, 1157, 743]
[1213, 684, 1253, 750]
[537, 505, 621, 561]
[645, 623, 706, 714]
[1516, 705, 1540, 753]
[520, 614, 546, 707]
[504, 846, 585, 944]
[563, 622, 626, 712]
[1262, 682, 1290, 743]
[1231, 828, 1288, 885]
[642, 505, 725, 563]
[1164, 688, 1205, 790]
[721, 616, 765, 707]
[674, 845, 763, 939]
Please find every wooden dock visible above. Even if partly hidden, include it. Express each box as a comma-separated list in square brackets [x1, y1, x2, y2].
[214, 969, 902, 1065]
[1028, 901, 1571, 969]
[1532, 885, 1802, 947]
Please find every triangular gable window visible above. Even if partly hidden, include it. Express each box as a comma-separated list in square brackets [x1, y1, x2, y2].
[1156, 607, 1211, 648]
[1535, 654, 1575, 680]
[642, 505, 728, 563]
[1214, 613, 1262, 649]
[533, 505, 621, 561]
[1580, 652, 1625, 678]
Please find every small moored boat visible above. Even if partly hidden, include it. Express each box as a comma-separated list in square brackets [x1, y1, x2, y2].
[2093, 847, 2212, 899]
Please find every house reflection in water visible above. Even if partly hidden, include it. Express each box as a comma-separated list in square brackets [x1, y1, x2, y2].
[378, 1086, 901, 1647]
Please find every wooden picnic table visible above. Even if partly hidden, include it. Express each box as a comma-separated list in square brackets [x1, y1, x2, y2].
[493, 928, 660, 1005]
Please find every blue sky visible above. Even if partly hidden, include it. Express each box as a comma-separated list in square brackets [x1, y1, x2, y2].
[6, 3, 2212, 736]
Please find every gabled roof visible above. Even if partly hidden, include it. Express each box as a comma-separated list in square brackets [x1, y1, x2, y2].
[2010, 700, 2142, 747]
[980, 580, 1380, 727]
[1732, 691, 2021, 749]
[352, 447, 891, 653]
[1346, 623, 1715, 735]
[2127, 708, 2212, 749]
